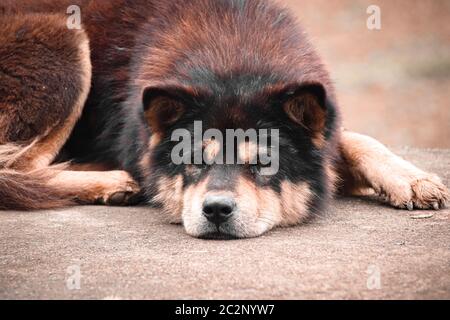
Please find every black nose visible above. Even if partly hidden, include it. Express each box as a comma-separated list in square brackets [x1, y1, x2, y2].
[202, 195, 236, 225]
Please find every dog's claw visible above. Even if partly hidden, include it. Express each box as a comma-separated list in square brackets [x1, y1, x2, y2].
[432, 202, 440, 210]
[406, 201, 414, 211]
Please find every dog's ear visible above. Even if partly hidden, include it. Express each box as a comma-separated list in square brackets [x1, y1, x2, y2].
[281, 84, 327, 134]
[278, 83, 330, 147]
[142, 87, 186, 133]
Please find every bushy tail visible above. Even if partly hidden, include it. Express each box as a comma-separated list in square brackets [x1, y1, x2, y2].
[0, 169, 74, 210]
[0, 144, 73, 210]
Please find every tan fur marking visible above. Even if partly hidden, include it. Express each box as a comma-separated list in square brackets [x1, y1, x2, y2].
[257, 187, 282, 226]
[154, 175, 184, 221]
[149, 133, 162, 150]
[232, 176, 281, 236]
[325, 160, 340, 195]
[280, 180, 312, 226]
[138, 134, 162, 177]
[182, 177, 210, 229]
[312, 134, 326, 149]
[235, 176, 259, 216]
[139, 151, 151, 175]
[203, 138, 221, 163]
[238, 141, 258, 164]
[184, 177, 209, 213]
[235, 177, 282, 221]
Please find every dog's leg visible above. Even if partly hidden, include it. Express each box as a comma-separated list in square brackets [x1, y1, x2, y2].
[0, 14, 91, 172]
[47, 169, 140, 206]
[66, 162, 115, 172]
[49, 163, 141, 205]
[338, 130, 449, 210]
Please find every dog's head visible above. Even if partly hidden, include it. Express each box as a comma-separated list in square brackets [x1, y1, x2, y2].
[137, 81, 338, 238]
[128, 0, 339, 238]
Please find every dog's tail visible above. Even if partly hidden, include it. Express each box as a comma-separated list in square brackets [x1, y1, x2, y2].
[0, 144, 74, 210]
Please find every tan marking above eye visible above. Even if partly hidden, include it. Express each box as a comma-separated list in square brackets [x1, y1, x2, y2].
[203, 138, 222, 163]
[238, 141, 258, 164]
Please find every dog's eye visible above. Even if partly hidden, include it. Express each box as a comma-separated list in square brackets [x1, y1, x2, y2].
[194, 162, 209, 171]
[185, 164, 205, 177]
[249, 164, 273, 185]
[249, 162, 271, 175]
[250, 165, 259, 175]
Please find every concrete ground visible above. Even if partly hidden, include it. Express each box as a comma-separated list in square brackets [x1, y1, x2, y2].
[0, 148, 449, 300]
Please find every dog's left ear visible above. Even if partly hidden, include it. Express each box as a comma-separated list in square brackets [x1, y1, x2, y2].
[142, 86, 186, 133]
[280, 83, 329, 147]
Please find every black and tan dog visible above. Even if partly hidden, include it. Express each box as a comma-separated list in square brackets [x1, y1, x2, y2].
[0, 0, 448, 238]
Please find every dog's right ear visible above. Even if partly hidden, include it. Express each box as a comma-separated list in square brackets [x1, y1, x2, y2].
[142, 87, 186, 133]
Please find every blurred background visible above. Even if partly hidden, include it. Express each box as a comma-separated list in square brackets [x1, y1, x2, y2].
[283, 0, 450, 148]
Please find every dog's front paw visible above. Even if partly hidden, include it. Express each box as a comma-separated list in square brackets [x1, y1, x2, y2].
[380, 174, 449, 210]
[99, 171, 141, 206]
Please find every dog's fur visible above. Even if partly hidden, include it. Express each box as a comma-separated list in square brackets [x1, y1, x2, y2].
[0, 0, 448, 238]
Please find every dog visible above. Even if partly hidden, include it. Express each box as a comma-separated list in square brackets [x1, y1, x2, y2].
[0, 0, 448, 238]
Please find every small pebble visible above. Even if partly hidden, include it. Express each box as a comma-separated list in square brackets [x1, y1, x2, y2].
[410, 213, 434, 220]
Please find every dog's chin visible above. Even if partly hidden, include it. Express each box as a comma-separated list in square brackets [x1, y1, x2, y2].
[184, 222, 240, 240]
[183, 216, 274, 239]
[198, 231, 239, 240]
